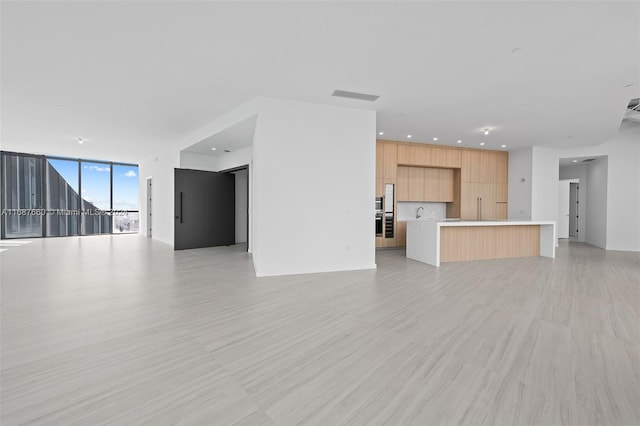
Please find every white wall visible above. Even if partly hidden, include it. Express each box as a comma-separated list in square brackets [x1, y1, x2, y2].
[556, 121, 640, 251]
[251, 98, 376, 276]
[233, 168, 248, 244]
[559, 164, 587, 242]
[138, 151, 180, 245]
[585, 157, 608, 249]
[508, 147, 533, 219]
[179, 151, 218, 171]
[531, 146, 559, 221]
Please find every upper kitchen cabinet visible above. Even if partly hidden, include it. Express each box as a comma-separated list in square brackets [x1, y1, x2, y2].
[397, 143, 461, 168]
[397, 166, 454, 202]
[445, 149, 462, 168]
[384, 142, 398, 179]
[480, 151, 497, 183]
[376, 142, 385, 179]
[461, 149, 481, 182]
[462, 149, 507, 184]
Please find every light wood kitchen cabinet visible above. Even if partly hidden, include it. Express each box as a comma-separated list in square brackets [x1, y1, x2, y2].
[407, 167, 425, 201]
[396, 220, 407, 247]
[429, 147, 447, 167]
[461, 149, 507, 184]
[461, 149, 482, 183]
[496, 151, 508, 184]
[397, 144, 414, 165]
[424, 168, 439, 200]
[481, 183, 497, 220]
[445, 148, 462, 168]
[496, 183, 508, 203]
[376, 142, 385, 179]
[461, 182, 477, 220]
[395, 167, 409, 201]
[461, 182, 497, 220]
[383, 143, 397, 179]
[397, 144, 462, 168]
[480, 151, 497, 183]
[496, 203, 508, 220]
[398, 166, 454, 202]
[376, 178, 385, 197]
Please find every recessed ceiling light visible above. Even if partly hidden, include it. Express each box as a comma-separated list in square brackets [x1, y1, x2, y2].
[501, 144, 506, 148]
[76, 137, 83, 144]
[483, 128, 490, 135]
[567, 136, 573, 139]
[480, 142, 485, 146]
[224, 149, 231, 153]
[457, 140, 462, 144]
[626, 83, 635, 88]
[433, 137, 438, 141]
[211, 147, 217, 151]
[572, 160, 578, 163]
[407, 134, 412, 138]
[379, 131, 384, 136]
[512, 47, 522, 54]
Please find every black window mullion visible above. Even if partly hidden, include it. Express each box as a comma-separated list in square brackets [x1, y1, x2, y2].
[41, 156, 46, 237]
[110, 161, 113, 234]
[78, 159, 82, 236]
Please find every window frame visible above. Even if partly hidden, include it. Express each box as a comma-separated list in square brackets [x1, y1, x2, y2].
[1, 150, 140, 239]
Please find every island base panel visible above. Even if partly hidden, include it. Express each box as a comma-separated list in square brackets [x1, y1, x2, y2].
[440, 225, 540, 263]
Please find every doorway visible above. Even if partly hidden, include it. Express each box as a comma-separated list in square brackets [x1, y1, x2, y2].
[221, 165, 249, 252]
[146, 177, 152, 238]
[558, 178, 579, 239]
[569, 182, 579, 238]
[558, 180, 570, 239]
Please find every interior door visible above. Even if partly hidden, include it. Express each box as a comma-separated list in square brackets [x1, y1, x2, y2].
[557, 180, 570, 238]
[174, 168, 235, 250]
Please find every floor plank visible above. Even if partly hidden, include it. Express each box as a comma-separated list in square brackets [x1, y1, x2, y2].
[1, 235, 639, 425]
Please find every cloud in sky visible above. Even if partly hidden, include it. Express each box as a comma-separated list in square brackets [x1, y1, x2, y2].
[123, 170, 137, 177]
[83, 165, 110, 172]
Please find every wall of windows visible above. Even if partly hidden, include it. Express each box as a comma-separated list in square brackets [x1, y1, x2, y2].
[1, 151, 139, 239]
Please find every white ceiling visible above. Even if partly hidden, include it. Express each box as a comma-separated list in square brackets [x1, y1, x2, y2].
[1, 1, 638, 163]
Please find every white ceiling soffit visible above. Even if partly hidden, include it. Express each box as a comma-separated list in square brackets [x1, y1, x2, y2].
[184, 115, 257, 157]
[1, 1, 638, 163]
[559, 155, 607, 166]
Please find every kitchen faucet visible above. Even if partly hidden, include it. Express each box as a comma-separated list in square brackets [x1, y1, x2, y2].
[416, 206, 424, 219]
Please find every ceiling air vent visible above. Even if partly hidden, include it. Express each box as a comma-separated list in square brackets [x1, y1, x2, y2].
[581, 158, 595, 163]
[628, 98, 640, 111]
[332, 90, 379, 102]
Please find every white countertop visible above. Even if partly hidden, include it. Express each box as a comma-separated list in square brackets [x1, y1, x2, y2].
[406, 219, 556, 227]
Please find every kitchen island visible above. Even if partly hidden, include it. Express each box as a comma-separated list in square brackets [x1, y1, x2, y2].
[406, 219, 556, 267]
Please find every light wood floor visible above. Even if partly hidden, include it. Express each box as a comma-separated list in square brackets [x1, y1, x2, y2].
[1, 236, 638, 425]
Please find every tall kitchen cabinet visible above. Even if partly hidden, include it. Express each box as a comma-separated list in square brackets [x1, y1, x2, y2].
[460, 150, 508, 220]
[376, 142, 398, 248]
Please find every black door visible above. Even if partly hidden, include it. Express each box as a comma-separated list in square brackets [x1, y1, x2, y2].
[174, 168, 235, 250]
